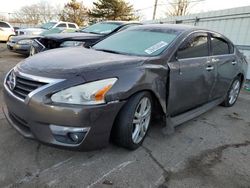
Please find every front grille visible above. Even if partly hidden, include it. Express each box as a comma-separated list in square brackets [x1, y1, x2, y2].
[9, 112, 31, 134]
[9, 112, 29, 128]
[6, 73, 47, 100]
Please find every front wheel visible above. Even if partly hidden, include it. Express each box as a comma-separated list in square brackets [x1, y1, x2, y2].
[112, 92, 152, 150]
[221, 77, 241, 107]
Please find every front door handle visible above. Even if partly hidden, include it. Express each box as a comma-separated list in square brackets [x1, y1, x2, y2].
[206, 66, 214, 71]
[232, 61, 237, 65]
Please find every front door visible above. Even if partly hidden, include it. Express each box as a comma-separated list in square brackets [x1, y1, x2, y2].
[167, 32, 216, 116]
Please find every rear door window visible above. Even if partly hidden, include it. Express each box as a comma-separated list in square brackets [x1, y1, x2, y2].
[211, 36, 231, 55]
[177, 34, 209, 59]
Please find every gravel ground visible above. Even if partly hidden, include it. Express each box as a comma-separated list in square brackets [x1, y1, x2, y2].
[0, 42, 250, 188]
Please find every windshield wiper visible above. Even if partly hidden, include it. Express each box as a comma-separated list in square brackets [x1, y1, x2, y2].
[94, 48, 122, 54]
[88, 31, 102, 34]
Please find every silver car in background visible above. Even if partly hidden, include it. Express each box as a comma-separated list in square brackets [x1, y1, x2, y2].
[0, 21, 15, 42]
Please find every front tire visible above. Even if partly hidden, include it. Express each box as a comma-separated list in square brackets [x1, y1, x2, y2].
[112, 92, 152, 150]
[221, 77, 241, 107]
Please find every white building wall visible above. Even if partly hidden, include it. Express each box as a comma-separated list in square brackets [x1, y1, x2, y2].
[146, 6, 250, 79]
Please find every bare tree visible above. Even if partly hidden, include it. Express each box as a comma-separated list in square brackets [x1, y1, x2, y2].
[12, 1, 59, 24]
[167, 0, 191, 16]
[38, 1, 60, 23]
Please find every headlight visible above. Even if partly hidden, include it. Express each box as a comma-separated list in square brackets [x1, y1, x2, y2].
[51, 78, 117, 105]
[60, 41, 85, 47]
[17, 39, 33, 45]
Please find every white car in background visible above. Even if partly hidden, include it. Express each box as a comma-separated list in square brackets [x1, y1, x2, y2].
[0, 21, 15, 42]
[16, 21, 79, 36]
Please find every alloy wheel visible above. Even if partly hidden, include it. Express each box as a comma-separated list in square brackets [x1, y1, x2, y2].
[132, 97, 152, 144]
[229, 79, 241, 105]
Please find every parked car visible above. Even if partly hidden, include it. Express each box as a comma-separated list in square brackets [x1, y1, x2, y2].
[31, 21, 141, 55]
[3, 24, 247, 150]
[7, 28, 77, 56]
[0, 21, 15, 42]
[16, 21, 79, 36]
[13, 27, 20, 35]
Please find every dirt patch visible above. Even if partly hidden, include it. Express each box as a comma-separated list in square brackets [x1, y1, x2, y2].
[225, 112, 244, 121]
[159, 140, 250, 188]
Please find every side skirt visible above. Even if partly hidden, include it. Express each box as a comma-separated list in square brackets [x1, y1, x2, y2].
[162, 97, 224, 135]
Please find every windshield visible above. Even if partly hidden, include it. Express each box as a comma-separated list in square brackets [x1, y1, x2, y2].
[41, 22, 57, 30]
[41, 28, 63, 35]
[93, 29, 179, 56]
[81, 22, 121, 35]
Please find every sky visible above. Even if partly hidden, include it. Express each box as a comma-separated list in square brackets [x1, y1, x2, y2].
[1, 0, 250, 20]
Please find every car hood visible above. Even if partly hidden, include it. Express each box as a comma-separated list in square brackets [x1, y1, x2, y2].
[17, 47, 148, 79]
[10, 35, 40, 42]
[44, 32, 102, 41]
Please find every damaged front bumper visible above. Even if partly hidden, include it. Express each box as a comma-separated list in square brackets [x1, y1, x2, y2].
[3, 70, 125, 150]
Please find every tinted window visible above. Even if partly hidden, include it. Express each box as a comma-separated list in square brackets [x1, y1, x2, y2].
[41, 28, 64, 35]
[41, 22, 57, 29]
[178, 35, 208, 59]
[0, 22, 10, 28]
[229, 43, 234, 54]
[93, 29, 179, 56]
[211, 37, 230, 55]
[56, 23, 67, 28]
[68, 24, 76, 28]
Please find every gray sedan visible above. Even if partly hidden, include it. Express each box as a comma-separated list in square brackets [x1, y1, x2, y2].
[3, 24, 247, 150]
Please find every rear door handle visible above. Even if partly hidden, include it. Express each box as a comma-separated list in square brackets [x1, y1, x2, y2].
[206, 66, 214, 71]
[232, 61, 237, 65]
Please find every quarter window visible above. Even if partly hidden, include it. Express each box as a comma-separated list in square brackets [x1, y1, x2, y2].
[211, 37, 230, 55]
[68, 24, 76, 28]
[177, 35, 208, 59]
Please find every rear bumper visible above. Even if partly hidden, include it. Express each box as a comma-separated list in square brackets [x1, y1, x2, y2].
[3, 82, 125, 150]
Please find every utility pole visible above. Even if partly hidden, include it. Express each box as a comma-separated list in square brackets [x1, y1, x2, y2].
[153, 0, 158, 20]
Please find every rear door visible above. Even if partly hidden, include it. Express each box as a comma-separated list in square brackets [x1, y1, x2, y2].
[208, 33, 238, 99]
[167, 32, 216, 116]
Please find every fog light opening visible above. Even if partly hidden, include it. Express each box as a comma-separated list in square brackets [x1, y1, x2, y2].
[69, 133, 79, 142]
[50, 125, 90, 145]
